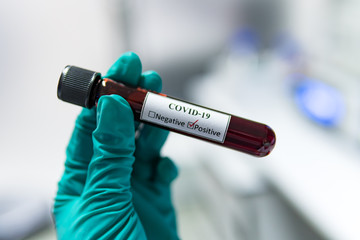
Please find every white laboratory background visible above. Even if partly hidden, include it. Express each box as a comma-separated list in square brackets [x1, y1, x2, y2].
[0, 0, 360, 240]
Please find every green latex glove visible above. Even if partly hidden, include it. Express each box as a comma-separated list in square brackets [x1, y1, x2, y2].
[53, 52, 179, 240]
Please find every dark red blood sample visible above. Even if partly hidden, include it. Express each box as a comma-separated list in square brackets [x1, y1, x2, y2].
[96, 78, 276, 157]
[58, 66, 276, 157]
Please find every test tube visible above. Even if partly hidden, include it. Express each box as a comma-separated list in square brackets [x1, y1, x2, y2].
[57, 66, 276, 157]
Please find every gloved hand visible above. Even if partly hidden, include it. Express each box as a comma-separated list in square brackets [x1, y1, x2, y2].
[53, 52, 179, 240]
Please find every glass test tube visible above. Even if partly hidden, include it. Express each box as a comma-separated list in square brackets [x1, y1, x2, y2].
[58, 66, 276, 157]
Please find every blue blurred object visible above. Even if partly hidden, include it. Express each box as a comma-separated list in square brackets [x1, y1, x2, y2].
[274, 34, 302, 62]
[230, 27, 260, 54]
[293, 75, 345, 127]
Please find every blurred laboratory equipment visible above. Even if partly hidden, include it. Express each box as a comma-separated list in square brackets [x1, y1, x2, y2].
[177, 0, 360, 240]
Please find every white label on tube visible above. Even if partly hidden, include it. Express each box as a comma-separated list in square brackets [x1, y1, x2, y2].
[140, 92, 231, 143]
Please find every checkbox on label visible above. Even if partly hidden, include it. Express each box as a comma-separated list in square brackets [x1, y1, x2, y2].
[148, 111, 156, 118]
[187, 122, 195, 129]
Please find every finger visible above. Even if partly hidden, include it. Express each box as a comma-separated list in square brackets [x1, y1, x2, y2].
[56, 107, 96, 197]
[70, 96, 147, 238]
[136, 70, 167, 160]
[156, 157, 178, 184]
[131, 171, 178, 239]
[83, 95, 135, 199]
[135, 70, 168, 159]
[139, 71, 162, 92]
[135, 126, 169, 162]
[136, 71, 162, 132]
[132, 71, 170, 180]
[103, 52, 142, 87]
[132, 126, 170, 181]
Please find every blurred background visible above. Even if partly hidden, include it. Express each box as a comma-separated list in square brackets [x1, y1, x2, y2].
[0, 0, 360, 239]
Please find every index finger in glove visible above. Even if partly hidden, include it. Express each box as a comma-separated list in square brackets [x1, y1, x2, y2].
[71, 96, 147, 238]
[56, 107, 96, 197]
[132, 71, 175, 182]
[136, 70, 169, 161]
[103, 52, 142, 87]
[83, 95, 136, 205]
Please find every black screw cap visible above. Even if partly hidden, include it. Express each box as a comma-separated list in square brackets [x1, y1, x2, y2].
[57, 65, 101, 108]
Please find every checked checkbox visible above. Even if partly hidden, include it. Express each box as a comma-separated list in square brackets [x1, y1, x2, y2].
[187, 120, 198, 129]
